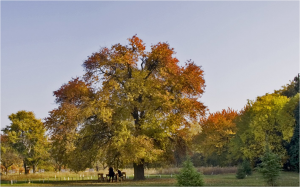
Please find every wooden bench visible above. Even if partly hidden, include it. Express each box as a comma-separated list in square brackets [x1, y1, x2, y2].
[98, 173, 104, 182]
[105, 173, 117, 182]
[105, 173, 110, 182]
[114, 171, 126, 181]
[120, 172, 126, 181]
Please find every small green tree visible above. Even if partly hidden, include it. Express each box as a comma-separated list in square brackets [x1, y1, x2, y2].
[176, 157, 204, 186]
[257, 147, 281, 186]
[236, 159, 252, 179]
[242, 159, 252, 175]
[236, 164, 246, 179]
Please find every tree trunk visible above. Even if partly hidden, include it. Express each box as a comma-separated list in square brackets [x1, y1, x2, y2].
[33, 165, 36, 173]
[24, 160, 29, 174]
[133, 159, 145, 180]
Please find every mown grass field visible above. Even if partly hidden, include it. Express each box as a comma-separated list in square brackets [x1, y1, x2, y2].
[0, 171, 298, 186]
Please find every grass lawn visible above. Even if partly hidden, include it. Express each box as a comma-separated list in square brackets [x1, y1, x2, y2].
[0, 171, 298, 186]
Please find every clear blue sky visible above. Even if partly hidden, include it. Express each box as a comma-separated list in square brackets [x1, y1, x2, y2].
[1, 1, 299, 130]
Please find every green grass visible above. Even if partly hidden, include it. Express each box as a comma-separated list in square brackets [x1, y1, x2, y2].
[0, 171, 298, 186]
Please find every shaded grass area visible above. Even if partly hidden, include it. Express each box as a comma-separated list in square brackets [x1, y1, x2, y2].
[0, 167, 237, 180]
[0, 171, 298, 186]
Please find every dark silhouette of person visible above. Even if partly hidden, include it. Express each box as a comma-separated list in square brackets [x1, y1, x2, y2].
[108, 167, 115, 182]
[118, 169, 123, 177]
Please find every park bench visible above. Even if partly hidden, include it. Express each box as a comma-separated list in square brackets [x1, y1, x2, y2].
[97, 173, 104, 182]
[105, 173, 117, 182]
[98, 173, 104, 181]
[98, 173, 105, 182]
[115, 172, 126, 182]
[120, 172, 126, 181]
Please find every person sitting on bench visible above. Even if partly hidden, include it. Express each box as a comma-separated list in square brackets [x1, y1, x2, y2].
[118, 170, 123, 177]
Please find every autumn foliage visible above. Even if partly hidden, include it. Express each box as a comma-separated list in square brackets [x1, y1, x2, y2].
[194, 108, 238, 165]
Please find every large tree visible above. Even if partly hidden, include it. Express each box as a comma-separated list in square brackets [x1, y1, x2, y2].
[2, 111, 49, 174]
[46, 36, 206, 180]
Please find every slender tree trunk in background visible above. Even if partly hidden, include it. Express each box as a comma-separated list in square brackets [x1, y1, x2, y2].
[133, 159, 145, 180]
[24, 160, 29, 174]
[33, 165, 36, 173]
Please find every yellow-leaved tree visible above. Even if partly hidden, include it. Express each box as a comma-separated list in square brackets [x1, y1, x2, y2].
[230, 93, 299, 165]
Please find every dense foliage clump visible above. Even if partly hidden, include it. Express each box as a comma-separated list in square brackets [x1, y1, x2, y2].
[242, 159, 252, 175]
[288, 103, 299, 172]
[236, 160, 252, 179]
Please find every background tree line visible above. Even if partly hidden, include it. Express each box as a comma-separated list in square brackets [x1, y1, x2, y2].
[192, 75, 299, 172]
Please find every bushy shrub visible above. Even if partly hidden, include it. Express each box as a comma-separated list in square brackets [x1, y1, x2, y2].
[236, 159, 252, 179]
[176, 158, 204, 186]
[257, 148, 281, 186]
[242, 160, 252, 175]
[236, 165, 246, 179]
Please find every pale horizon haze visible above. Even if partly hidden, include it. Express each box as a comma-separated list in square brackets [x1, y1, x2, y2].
[1, 1, 299, 130]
